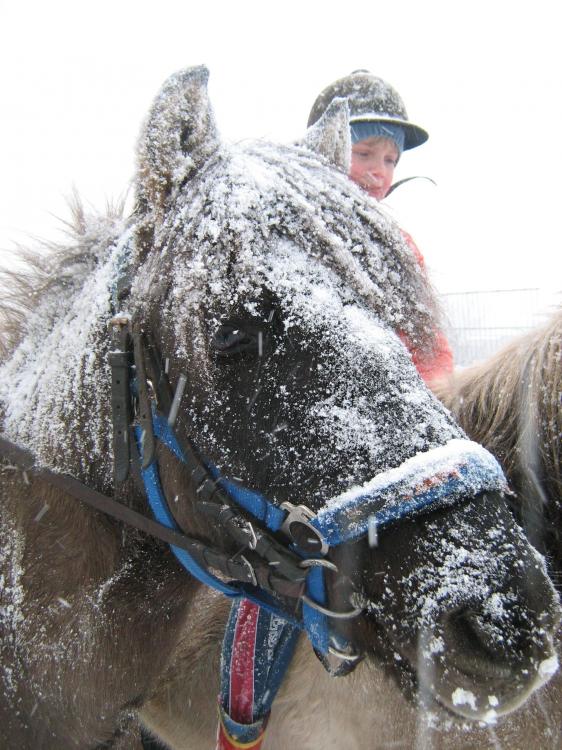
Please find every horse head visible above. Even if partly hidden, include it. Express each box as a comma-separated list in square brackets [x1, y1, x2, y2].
[128, 66, 560, 720]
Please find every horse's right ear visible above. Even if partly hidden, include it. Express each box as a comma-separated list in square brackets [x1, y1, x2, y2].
[136, 65, 220, 218]
[300, 97, 351, 173]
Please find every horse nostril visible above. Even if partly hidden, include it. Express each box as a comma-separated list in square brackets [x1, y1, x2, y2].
[418, 603, 559, 720]
[439, 608, 515, 680]
[419, 599, 560, 720]
[438, 601, 557, 685]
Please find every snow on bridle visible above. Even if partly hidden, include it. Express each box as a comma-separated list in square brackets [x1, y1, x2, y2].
[131, 366, 507, 657]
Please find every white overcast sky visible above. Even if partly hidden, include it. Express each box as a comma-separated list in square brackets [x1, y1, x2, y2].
[1, 0, 561, 297]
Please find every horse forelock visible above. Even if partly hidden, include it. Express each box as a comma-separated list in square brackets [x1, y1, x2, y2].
[136, 139, 441, 360]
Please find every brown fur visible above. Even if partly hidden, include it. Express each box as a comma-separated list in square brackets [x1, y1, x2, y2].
[433, 309, 562, 572]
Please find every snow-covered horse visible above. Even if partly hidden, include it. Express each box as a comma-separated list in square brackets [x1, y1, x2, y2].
[0, 67, 559, 750]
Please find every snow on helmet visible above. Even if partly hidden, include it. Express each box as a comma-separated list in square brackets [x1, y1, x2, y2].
[307, 70, 428, 151]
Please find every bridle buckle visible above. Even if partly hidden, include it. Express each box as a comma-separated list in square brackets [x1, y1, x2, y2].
[280, 501, 329, 556]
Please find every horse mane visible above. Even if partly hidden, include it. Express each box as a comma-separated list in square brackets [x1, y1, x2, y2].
[434, 309, 562, 563]
[0, 199, 125, 359]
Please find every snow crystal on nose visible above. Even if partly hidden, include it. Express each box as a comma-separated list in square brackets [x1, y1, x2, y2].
[451, 687, 477, 711]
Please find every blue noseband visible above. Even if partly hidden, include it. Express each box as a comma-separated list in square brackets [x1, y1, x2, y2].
[137, 405, 507, 655]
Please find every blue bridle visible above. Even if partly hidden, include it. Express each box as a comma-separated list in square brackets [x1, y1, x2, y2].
[136, 403, 508, 656]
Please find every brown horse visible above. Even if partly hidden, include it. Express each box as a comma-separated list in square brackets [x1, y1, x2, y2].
[0, 67, 559, 750]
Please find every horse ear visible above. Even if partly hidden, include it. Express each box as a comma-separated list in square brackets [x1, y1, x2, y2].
[136, 65, 220, 217]
[300, 97, 351, 173]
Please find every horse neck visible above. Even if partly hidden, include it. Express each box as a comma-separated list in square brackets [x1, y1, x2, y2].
[0, 244, 121, 488]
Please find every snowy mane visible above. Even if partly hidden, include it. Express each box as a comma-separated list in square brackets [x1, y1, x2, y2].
[0, 213, 125, 482]
[0, 203, 125, 359]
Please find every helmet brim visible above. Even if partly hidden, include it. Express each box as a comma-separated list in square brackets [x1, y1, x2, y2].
[350, 114, 428, 151]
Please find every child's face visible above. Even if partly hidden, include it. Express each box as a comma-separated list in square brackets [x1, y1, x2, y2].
[349, 136, 399, 201]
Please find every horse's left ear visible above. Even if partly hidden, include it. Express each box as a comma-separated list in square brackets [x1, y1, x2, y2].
[136, 65, 220, 217]
[300, 97, 351, 173]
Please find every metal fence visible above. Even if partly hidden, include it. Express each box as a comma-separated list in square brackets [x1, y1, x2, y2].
[440, 288, 560, 368]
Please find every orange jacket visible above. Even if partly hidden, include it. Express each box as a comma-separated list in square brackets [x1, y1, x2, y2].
[398, 230, 453, 385]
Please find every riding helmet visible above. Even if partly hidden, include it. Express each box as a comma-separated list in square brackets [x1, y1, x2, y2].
[307, 70, 428, 151]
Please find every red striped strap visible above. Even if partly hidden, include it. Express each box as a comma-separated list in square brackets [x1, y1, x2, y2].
[228, 599, 259, 722]
[217, 600, 267, 750]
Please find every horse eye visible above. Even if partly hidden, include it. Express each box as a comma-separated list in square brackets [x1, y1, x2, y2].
[212, 323, 263, 357]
